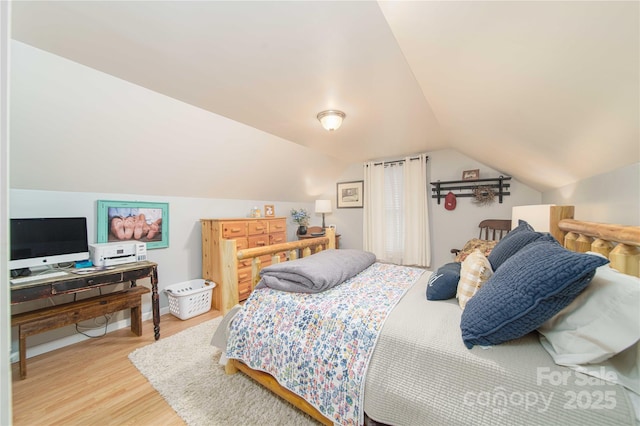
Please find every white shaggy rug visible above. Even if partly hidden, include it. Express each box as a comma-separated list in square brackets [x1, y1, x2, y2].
[128, 317, 317, 426]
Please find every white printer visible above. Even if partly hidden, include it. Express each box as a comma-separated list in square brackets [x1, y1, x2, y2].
[89, 241, 147, 267]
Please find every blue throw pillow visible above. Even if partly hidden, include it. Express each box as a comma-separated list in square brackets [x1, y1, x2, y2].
[487, 220, 554, 270]
[426, 262, 461, 300]
[461, 240, 609, 349]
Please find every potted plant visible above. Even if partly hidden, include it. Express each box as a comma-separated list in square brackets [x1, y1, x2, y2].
[290, 208, 310, 235]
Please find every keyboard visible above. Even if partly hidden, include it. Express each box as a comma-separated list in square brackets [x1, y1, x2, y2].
[10, 271, 69, 284]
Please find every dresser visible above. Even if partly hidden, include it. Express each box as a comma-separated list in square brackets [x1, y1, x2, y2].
[201, 217, 287, 310]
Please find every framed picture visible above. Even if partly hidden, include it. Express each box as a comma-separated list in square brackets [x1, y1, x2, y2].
[462, 169, 480, 181]
[337, 180, 364, 208]
[264, 205, 275, 217]
[97, 200, 169, 249]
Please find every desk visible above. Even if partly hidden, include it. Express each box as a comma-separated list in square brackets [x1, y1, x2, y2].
[11, 261, 160, 340]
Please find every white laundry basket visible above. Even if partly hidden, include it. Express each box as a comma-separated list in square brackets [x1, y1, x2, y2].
[165, 279, 216, 320]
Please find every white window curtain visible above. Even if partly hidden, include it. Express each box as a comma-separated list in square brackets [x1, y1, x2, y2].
[363, 154, 431, 267]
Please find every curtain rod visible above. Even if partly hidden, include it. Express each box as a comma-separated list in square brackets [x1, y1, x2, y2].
[370, 156, 428, 167]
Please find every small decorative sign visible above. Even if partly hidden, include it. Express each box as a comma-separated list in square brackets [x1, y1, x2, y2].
[462, 169, 480, 181]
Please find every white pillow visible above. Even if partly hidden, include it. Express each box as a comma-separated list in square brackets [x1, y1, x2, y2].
[538, 262, 640, 365]
[456, 249, 493, 310]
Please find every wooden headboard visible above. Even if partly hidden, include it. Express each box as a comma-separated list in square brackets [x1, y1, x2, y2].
[558, 218, 640, 277]
[547, 206, 640, 277]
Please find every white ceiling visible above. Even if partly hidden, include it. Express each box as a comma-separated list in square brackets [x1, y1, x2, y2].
[9, 1, 639, 195]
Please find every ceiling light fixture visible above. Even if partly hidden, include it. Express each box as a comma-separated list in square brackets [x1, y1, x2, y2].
[317, 110, 346, 131]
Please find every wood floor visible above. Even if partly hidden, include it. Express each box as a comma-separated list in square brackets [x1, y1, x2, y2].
[11, 309, 222, 426]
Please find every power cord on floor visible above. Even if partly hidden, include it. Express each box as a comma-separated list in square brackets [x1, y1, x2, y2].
[75, 314, 112, 338]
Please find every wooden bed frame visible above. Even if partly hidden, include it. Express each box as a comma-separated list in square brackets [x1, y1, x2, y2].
[220, 209, 639, 425]
[218, 227, 336, 315]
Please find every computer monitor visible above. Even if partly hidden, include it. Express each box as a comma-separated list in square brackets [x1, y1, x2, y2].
[10, 217, 90, 273]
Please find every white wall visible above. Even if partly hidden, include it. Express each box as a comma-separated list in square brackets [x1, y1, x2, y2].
[542, 162, 640, 226]
[314, 162, 364, 250]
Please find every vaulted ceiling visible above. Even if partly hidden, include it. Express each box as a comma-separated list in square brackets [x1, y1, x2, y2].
[9, 1, 639, 197]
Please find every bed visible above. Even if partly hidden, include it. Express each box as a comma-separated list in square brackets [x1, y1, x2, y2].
[211, 209, 640, 425]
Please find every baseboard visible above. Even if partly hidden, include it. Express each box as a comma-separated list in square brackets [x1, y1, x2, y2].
[10, 306, 171, 363]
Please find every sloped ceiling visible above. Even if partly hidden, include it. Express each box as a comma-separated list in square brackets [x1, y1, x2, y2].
[9, 1, 639, 198]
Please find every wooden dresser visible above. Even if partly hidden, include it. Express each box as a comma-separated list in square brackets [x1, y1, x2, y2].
[201, 217, 287, 310]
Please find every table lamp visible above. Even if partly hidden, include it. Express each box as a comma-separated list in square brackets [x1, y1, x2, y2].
[315, 199, 332, 229]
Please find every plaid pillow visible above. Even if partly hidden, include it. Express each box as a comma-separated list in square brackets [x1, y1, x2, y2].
[457, 250, 493, 310]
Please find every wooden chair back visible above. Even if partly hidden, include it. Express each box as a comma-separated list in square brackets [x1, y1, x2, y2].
[478, 219, 512, 240]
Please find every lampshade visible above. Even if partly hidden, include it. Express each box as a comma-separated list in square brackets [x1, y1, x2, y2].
[315, 199, 332, 229]
[317, 110, 346, 131]
[315, 199, 332, 214]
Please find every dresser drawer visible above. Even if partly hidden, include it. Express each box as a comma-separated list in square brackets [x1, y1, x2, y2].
[269, 219, 287, 234]
[222, 221, 247, 239]
[248, 220, 268, 235]
[238, 253, 272, 269]
[260, 255, 272, 268]
[238, 281, 252, 301]
[248, 234, 269, 248]
[269, 232, 286, 245]
[237, 267, 252, 286]
[235, 238, 249, 250]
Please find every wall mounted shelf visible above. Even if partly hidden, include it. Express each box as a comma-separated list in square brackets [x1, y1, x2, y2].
[430, 176, 511, 204]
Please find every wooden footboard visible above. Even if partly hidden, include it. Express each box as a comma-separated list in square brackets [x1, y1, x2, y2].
[220, 228, 335, 314]
[227, 358, 332, 425]
[222, 228, 335, 425]
[220, 230, 336, 423]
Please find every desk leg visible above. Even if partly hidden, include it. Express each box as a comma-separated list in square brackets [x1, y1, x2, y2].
[151, 265, 160, 340]
[18, 327, 27, 379]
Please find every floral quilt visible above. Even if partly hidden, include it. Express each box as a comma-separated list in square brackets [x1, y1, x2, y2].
[226, 262, 424, 425]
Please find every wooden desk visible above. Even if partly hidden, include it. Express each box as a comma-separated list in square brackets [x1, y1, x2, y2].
[11, 261, 160, 339]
